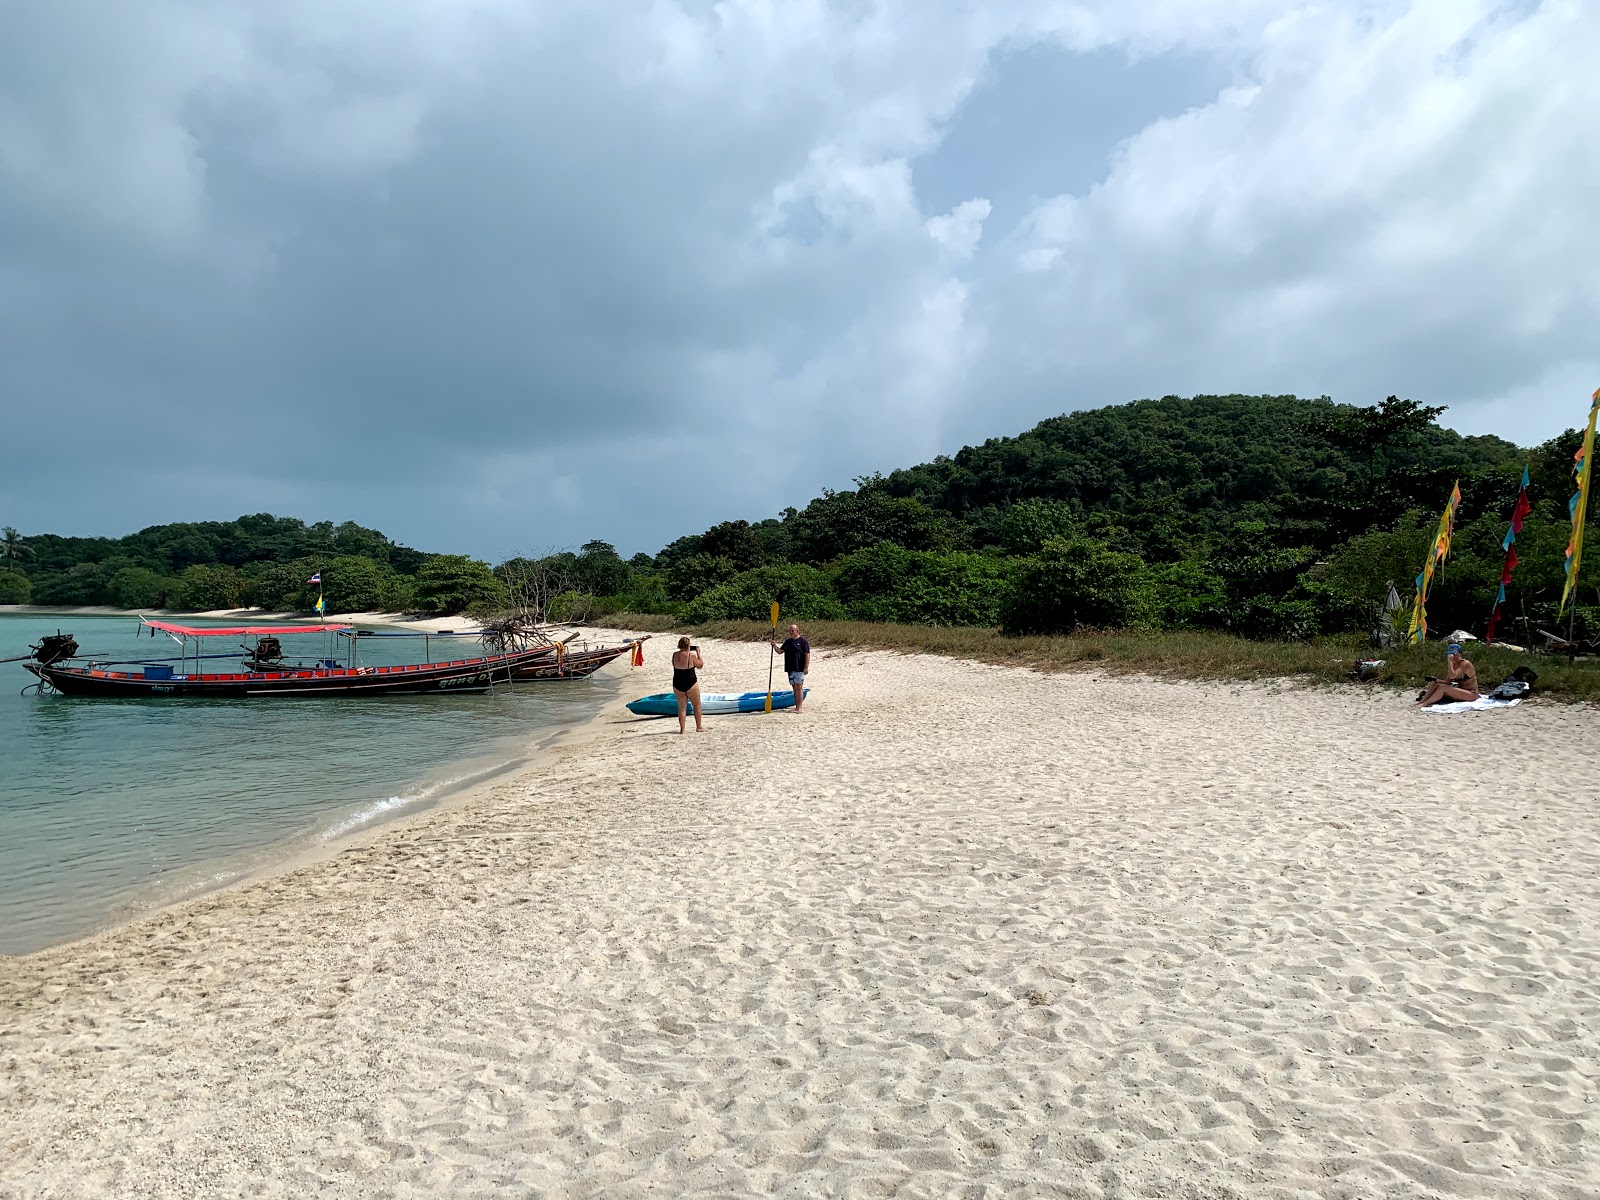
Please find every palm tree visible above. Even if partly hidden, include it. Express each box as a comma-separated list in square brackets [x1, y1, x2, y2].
[2, 526, 33, 573]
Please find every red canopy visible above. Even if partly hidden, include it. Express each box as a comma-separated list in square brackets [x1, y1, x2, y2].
[142, 619, 353, 637]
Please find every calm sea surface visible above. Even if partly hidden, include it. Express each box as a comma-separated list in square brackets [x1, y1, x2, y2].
[0, 614, 620, 955]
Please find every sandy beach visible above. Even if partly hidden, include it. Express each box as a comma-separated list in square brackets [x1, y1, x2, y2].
[2, 639, 1596, 1198]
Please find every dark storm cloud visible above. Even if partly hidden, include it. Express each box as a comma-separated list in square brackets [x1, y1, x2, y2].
[2, 1, 1595, 559]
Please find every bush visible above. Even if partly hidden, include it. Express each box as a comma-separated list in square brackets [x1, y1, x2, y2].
[684, 564, 846, 623]
[1147, 561, 1228, 630]
[173, 564, 245, 611]
[830, 542, 1013, 626]
[1000, 536, 1153, 635]
[0, 570, 32, 604]
[33, 564, 110, 606]
[108, 566, 171, 609]
[995, 498, 1080, 555]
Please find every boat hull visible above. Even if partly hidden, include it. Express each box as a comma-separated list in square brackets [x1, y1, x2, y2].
[26, 646, 552, 698]
[626, 688, 808, 716]
[512, 644, 631, 681]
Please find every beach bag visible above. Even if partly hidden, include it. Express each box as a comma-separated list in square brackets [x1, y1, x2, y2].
[1487, 679, 1530, 701]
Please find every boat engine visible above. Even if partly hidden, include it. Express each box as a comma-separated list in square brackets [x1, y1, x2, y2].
[254, 636, 285, 663]
[31, 632, 79, 665]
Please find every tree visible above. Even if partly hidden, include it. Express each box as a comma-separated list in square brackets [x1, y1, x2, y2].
[108, 566, 172, 609]
[665, 553, 739, 601]
[995, 498, 1079, 555]
[415, 555, 509, 615]
[497, 553, 577, 620]
[320, 556, 390, 614]
[2, 527, 33, 573]
[172, 564, 245, 611]
[1000, 537, 1152, 635]
[573, 541, 631, 596]
[0, 570, 31, 603]
[684, 564, 846, 623]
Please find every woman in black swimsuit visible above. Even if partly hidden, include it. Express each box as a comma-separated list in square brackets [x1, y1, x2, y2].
[671, 635, 705, 734]
[1412, 643, 1480, 708]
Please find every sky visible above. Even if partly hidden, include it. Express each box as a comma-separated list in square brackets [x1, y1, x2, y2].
[2, 0, 1597, 562]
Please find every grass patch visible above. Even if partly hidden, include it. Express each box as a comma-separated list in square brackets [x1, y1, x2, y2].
[596, 614, 1600, 703]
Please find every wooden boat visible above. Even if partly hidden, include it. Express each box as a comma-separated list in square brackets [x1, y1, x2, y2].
[22, 620, 553, 698]
[625, 688, 807, 716]
[511, 636, 649, 681]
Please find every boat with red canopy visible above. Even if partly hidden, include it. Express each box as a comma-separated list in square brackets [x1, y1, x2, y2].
[21, 619, 558, 698]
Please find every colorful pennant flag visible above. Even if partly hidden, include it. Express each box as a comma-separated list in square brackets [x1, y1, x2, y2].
[314, 594, 326, 615]
[1485, 467, 1530, 645]
[1407, 480, 1462, 644]
[1558, 387, 1600, 617]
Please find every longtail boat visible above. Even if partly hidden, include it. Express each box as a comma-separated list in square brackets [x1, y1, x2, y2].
[21, 619, 555, 698]
[510, 636, 650, 681]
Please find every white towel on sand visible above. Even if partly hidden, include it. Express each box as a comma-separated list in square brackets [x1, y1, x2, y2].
[1420, 696, 1522, 714]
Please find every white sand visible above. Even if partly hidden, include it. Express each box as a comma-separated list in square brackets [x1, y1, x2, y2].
[2, 640, 1596, 1199]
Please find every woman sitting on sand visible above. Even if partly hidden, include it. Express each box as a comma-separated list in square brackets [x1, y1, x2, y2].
[671, 636, 705, 734]
[1412, 643, 1479, 708]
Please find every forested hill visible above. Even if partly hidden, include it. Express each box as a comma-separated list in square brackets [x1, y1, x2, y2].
[879, 394, 1523, 547]
[635, 393, 1584, 642]
[0, 515, 508, 616]
[3, 394, 1589, 641]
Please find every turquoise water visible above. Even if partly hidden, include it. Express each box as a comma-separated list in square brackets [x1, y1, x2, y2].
[0, 614, 620, 955]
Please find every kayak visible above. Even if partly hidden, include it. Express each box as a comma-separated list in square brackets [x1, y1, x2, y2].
[626, 688, 809, 716]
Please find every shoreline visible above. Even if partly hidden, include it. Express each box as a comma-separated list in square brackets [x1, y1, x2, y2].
[0, 604, 486, 633]
[0, 622, 648, 960]
[3, 641, 1595, 1196]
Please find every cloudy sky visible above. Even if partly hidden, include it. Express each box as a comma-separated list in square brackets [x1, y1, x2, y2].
[3, 0, 1596, 561]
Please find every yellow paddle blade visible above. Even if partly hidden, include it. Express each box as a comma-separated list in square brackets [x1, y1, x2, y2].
[765, 693, 773, 712]
[770, 601, 779, 629]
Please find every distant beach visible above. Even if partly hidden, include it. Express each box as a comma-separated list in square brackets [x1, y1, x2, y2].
[2, 638, 1594, 1197]
[0, 604, 486, 633]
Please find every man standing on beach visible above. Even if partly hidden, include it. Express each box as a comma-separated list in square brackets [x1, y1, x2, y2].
[773, 622, 810, 713]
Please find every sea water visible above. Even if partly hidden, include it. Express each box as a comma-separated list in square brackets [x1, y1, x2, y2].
[0, 613, 621, 954]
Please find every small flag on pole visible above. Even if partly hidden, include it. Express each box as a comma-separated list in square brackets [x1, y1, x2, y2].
[314, 595, 326, 615]
[307, 572, 322, 585]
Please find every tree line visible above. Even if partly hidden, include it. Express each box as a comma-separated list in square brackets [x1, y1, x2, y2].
[3, 394, 1592, 642]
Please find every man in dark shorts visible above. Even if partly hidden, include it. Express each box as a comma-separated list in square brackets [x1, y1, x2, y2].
[772, 622, 810, 713]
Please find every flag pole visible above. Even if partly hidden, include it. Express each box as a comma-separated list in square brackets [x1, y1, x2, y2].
[765, 601, 779, 712]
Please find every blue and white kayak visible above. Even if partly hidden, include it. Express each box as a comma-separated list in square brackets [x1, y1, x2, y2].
[626, 688, 809, 716]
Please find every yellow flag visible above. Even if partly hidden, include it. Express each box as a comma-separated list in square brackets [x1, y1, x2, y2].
[1559, 388, 1600, 616]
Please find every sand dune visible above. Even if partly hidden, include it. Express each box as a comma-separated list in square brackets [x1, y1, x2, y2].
[2, 641, 1596, 1198]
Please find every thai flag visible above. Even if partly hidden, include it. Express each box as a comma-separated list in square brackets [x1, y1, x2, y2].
[307, 572, 322, 584]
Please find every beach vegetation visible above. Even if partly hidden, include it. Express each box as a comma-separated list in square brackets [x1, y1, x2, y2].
[684, 563, 846, 623]
[172, 564, 246, 611]
[1000, 537, 1154, 634]
[107, 566, 172, 609]
[594, 614, 1600, 703]
[0, 569, 32, 603]
[414, 555, 509, 616]
[2, 526, 33, 573]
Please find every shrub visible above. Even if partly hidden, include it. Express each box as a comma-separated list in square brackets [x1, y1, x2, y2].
[1000, 536, 1153, 635]
[830, 542, 1013, 626]
[1147, 561, 1227, 630]
[0, 570, 32, 604]
[684, 564, 846, 623]
[108, 566, 171, 609]
[995, 498, 1080, 555]
[173, 564, 245, 611]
